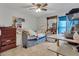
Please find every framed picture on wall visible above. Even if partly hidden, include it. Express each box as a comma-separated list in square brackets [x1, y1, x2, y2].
[12, 16, 25, 33]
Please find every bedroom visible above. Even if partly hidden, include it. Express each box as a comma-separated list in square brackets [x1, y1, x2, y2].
[0, 3, 79, 56]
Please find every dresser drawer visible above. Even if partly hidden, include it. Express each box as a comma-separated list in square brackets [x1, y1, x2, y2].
[0, 43, 16, 52]
[1, 37, 16, 42]
[1, 28, 16, 37]
[1, 32, 16, 38]
[1, 40, 16, 46]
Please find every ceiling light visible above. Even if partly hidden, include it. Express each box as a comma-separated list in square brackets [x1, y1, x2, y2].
[36, 8, 41, 12]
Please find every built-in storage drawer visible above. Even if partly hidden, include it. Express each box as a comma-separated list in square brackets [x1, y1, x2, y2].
[1, 43, 16, 52]
[1, 37, 16, 42]
[1, 28, 16, 38]
[1, 40, 16, 46]
[1, 32, 16, 38]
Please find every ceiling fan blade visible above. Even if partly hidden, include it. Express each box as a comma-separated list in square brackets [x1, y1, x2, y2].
[26, 7, 36, 10]
[32, 3, 41, 8]
[41, 3, 48, 7]
[32, 3, 35, 6]
[21, 5, 32, 8]
[21, 6, 36, 10]
[41, 8, 47, 11]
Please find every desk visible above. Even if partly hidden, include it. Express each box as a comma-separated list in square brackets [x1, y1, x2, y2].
[47, 34, 79, 56]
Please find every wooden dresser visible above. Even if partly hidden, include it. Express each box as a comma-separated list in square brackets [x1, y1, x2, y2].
[0, 27, 16, 52]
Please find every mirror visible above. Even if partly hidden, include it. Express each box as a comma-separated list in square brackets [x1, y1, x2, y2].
[47, 16, 57, 34]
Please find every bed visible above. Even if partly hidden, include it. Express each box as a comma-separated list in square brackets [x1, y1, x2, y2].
[22, 30, 46, 48]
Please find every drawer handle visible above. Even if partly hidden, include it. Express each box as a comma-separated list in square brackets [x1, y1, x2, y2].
[6, 40, 10, 42]
[0, 29, 1, 36]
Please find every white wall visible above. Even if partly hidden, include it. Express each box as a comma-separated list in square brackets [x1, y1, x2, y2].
[0, 5, 38, 31]
[36, 16, 47, 32]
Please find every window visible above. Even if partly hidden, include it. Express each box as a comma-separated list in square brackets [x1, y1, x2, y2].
[58, 16, 66, 34]
[58, 16, 79, 34]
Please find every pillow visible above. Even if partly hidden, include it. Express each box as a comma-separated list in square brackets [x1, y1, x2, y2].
[73, 31, 79, 42]
[28, 29, 37, 36]
[64, 32, 73, 39]
[22, 28, 37, 36]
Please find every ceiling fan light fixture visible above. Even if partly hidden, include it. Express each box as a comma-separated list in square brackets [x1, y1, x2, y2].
[36, 8, 41, 12]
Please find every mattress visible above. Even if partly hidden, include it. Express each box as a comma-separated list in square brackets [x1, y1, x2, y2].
[37, 33, 46, 39]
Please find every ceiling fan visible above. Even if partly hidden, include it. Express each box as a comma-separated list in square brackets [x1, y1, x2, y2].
[22, 3, 48, 12]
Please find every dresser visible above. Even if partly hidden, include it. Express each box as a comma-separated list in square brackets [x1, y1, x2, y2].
[0, 27, 16, 52]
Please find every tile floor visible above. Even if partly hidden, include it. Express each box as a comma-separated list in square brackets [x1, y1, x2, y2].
[1, 42, 56, 56]
[1, 41, 79, 56]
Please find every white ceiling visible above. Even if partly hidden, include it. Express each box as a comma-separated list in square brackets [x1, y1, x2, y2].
[0, 3, 79, 17]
